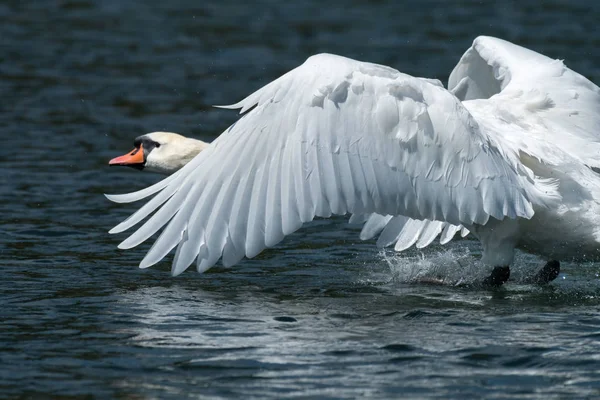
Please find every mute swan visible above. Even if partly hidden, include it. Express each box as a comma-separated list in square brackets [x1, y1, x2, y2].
[107, 36, 600, 286]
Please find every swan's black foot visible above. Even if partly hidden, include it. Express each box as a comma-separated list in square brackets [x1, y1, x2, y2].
[532, 260, 560, 284]
[482, 266, 510, 287]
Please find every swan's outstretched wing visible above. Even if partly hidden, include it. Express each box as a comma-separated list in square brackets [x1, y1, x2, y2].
[450, 36, 600, 168]
[358, 213, 466, 251]
[107, 53, 557, 275]
[366, 36, 600, 254]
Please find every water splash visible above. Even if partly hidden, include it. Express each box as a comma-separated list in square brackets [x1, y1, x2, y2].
[381, 245, 487, 286]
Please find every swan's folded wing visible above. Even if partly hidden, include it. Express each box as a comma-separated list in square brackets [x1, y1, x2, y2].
[450, 36, 600, 168]
[107, 53, 557, 275]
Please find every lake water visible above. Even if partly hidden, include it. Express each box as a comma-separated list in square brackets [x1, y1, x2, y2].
[2, 0, 600, 398]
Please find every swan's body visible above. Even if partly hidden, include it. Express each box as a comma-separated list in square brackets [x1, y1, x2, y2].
[107, 36, 600, 278]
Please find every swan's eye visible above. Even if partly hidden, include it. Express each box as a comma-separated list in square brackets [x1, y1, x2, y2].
[154, 142, 161, 148]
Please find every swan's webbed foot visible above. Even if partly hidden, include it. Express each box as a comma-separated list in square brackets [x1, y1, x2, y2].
[482, 266, 510, 287]
[531, 260, 560, 284]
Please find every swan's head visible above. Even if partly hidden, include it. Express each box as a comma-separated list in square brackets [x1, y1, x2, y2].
[109, 131, 209, 175]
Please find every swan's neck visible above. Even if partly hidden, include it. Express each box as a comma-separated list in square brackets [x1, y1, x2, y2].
[178, 137, 210, 163]
[183, 138, 210, 158]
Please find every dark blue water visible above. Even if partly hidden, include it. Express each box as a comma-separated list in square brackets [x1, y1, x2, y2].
[2, 1, 600, 398]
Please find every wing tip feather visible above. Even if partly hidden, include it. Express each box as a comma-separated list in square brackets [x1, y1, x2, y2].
[105, 193, 132, 203]
[213, 103, 242, 110]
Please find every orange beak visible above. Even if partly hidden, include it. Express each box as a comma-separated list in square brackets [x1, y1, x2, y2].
[109, 144, 145, 166]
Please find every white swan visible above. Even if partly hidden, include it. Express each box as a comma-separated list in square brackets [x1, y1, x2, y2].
[107, 36, 600, 285]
